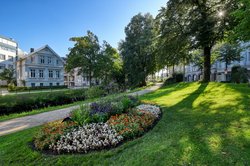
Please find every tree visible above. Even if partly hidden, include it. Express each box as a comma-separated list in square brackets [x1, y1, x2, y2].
[0, 68, 16, 85]
[99, 41, 123, 85]
[119, 13, 157, 87]
[157, 0, 237, 82]
[66, 31, 101, 86]
[217, 43, 241, 81]
[231, 0, 250, 41]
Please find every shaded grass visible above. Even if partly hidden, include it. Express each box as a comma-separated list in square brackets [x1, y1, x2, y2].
[0, 82, 250, 165]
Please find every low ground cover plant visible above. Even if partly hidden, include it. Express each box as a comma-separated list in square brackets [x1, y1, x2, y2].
[33, 95, 161, 154]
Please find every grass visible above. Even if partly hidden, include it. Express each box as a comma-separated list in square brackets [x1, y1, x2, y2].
[0, 82, 250, 165]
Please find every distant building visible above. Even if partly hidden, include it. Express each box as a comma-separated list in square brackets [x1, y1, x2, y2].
[64, 67, 101, 87]
[0, 35, 18, 85]
[16, 45, 65, 87]
[185, 43, 250, 82]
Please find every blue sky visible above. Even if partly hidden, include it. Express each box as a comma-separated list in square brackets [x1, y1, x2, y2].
[1, 0, 167, 56]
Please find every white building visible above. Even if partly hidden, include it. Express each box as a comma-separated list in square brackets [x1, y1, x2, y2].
[0, 35, 18, 85]
[185, 45, 250, 82]
[16, 45, 65, 87]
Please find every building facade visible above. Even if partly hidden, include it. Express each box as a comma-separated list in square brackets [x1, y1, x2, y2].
[185, 45, 250, 82]
[16, 45, 64, 87]
[64, 68, 101, 87]
[0, 35, 18, 85]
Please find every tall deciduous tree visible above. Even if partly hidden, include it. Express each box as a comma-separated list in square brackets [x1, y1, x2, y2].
[66, 31, 101, 86]
[119, 13, 157, 87]
[157, 0, 237, 82]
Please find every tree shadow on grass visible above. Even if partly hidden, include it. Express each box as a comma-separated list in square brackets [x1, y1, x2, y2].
[157, 82, 250, 165]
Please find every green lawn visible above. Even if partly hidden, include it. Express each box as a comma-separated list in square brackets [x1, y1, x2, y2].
[0, 82, 249, 165]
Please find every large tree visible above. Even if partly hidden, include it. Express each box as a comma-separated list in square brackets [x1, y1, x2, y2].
[66, 31, 101, 86]
[157, 0, 237, 82]
[119, 13, 157, 87]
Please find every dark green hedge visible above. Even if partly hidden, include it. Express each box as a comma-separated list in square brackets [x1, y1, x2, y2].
[8, 85, 68, 92]
[0, 89, 87, 115]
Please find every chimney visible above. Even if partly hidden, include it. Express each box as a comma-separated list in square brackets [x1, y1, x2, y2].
[30, 48, 34, 53]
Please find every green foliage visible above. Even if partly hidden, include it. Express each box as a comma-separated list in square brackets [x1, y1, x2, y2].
[7, 85, 67, 92]
[231, 66, 249, 83]
[70, 105, 92, 126]
[163, 73, 184, 86]
[0, 89, 86, 115]
[85, 86, 105, 99]
[66, 31, 123, 87]
[231, 0, 250, 41]
[119, 13, 157, 87]
[0, 68, 16, 85]
[156, 0, 238, 82]
[216, 43, 242, 69]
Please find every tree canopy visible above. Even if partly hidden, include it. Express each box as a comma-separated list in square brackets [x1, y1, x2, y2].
[157, 0, 238, 82]
[119, 13, 157, 87]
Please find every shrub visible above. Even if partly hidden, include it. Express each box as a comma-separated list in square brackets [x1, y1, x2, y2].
[7, 85, 67, 92]
[107, 110, 156, 139]
[0, 89, 86, 115]
[119, 95, 140, 111]
[49, 123, 123, 153]
[86, 86, 105, 99]
[33, 120, 77, 150]
[231, 66, 249, 83]
[164, 73, 184, 86]
[70, 105, 92, 126]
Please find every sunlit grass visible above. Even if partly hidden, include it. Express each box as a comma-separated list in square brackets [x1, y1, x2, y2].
[0, 82, 249, 165]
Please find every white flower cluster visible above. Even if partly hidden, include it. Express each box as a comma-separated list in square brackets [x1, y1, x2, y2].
[136, 104, 161, 118]
[49, 123, 123, 153]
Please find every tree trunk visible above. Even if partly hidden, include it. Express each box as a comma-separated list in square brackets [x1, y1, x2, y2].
[89, 71, 92, 87]
[203, 47, 211, 82]
[172, 65, 175, 75]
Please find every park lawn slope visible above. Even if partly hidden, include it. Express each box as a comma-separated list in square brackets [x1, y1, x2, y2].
[0, 82, 250, 165]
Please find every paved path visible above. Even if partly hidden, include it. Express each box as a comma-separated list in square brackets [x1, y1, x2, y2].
[0, 83, 162, 136]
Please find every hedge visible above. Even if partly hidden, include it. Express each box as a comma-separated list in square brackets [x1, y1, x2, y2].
[7, 85, 68, 92]
[0, 89, 88, 115]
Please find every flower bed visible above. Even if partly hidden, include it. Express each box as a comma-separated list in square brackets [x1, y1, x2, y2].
[33, 97, 161, 154]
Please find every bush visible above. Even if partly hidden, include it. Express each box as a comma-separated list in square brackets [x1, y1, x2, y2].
[163, 73, 184, 86]
[7, 85, 67, 92]
[85, 86, 105, 99]
[33, 120, 77, 150]
[0, 89, 87, 115]
[231, 66, 249, 83]
[70, 105, 92, 126]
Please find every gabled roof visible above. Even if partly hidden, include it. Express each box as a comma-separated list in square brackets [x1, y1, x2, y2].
[18, 45, 64, 63]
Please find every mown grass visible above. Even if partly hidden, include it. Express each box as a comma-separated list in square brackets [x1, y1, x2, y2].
[0, 82, 249, 165]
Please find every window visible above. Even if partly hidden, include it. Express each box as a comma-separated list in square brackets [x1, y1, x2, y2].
[0, 64, 5, 69]
[248, 52, 250, 61]
[31, 56, 35, 63]
[56, 83, 60, 86]
[40, 83, 43, 87]
[8, 65, 13, 69]
[30, 69, 36, 78]
[56, 59, 59, 65]
[39, 70, 44, 78]
[8, 56, 13, 62]
[49, 83, 53, 86]
[0, 54, 6, 60]
[48, 57, 52, 64]
[40, 56, 45, 64]
[56, 71, 60, 78]
[49, 70, 53, 78]
[31, 83, 36, 87]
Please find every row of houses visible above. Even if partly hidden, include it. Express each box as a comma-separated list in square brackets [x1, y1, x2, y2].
[154, 45, 250, 82]
[0, 35, 95, 87]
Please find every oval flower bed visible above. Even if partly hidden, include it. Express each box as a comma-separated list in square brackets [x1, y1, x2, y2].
[33, 96, 161, 154]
